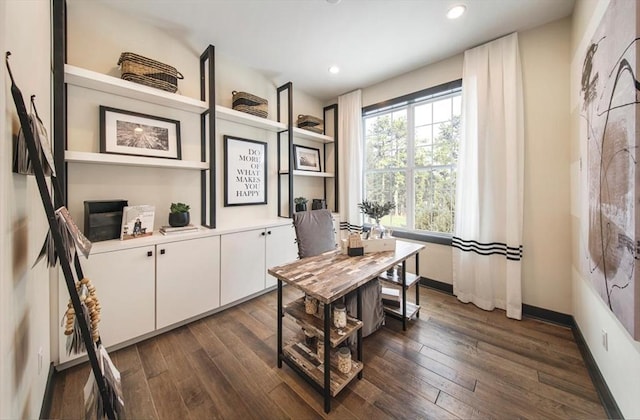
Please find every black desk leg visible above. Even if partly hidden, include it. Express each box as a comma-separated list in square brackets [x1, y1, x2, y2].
[324, 302, 331, 413]
[402, 260, 407, 331]
[357, 288, 363, 380]
[277, 279, 282, 368]
[415, 253, 420, 318]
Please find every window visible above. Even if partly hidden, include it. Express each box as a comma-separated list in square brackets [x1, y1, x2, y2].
[363, 80, 462, 239]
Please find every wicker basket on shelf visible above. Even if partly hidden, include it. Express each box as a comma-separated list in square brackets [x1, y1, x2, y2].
[232, 91, 268, 118]
[297, 114, 324, 134]
[117, 52, 183, 93]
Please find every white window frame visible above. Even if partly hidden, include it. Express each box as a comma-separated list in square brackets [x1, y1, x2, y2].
[362, 80, 462, 244]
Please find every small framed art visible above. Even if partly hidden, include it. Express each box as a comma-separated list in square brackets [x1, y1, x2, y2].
[293, 145, 321, 172]
[120, 205, 155, 240]
[224, 135, 267, 206]
[100, 106, 181, 159]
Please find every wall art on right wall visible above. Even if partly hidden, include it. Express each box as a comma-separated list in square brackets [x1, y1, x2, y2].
[578, 0, 639, 340]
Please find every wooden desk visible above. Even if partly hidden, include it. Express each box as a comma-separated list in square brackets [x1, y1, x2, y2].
[268, 240, 424, 413]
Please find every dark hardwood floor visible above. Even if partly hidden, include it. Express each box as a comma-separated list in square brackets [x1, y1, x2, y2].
[49, 286, 607, 419]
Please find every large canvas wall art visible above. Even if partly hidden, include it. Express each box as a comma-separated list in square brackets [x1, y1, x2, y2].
[579, 0, 639, 339]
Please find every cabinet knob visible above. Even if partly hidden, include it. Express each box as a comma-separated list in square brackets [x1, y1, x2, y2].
[160, 249, 166, 255]
[267, 230, 272, 235]
[147, 251, 153, 257]
[261, 231, 266, 236]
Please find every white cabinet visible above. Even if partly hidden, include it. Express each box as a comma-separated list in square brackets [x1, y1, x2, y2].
[220, 229, 266, 306]
[220, 224, 297, 305]
[266, 224, 298, 288]
[58, 234, 221, 364]
[58, 245, 156, 364]
[156, 236, 220, 329]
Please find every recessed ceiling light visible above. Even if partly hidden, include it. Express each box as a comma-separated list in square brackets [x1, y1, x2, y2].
[446, 5, 466, 19]
[328, 65, 340, 74]
[326, 0, 342, 4]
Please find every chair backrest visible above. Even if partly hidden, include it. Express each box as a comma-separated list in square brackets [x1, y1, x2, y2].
[292, 209, 335, 258]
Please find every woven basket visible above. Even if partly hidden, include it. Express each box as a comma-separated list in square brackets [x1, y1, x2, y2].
[297, 114, 324, 133]
[118, 52, 183, 93]
[232, 91, 268, 118]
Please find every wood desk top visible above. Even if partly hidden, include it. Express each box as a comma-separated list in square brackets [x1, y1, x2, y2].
[267, 240, 424, 304]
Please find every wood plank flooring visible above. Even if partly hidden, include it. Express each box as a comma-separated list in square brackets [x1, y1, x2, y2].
[49, 287, 606, 419]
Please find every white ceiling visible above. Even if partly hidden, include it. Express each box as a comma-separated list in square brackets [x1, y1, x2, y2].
[99, 0, 575, 101]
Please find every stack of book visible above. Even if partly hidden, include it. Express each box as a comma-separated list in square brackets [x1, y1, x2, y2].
[159, 224, 199, 235]
[381, 286, 401, 308]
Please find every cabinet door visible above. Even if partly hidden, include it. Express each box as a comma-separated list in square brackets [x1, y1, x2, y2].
[220, 229, 266, 306]
[265, 224, 298, 288]
[156, 236, 221, 329]
[58, 245, 155, 364]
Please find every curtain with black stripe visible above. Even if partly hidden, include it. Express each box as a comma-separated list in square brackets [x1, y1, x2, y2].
[453, 33, 525, 320]
[338, 90, 364, 238]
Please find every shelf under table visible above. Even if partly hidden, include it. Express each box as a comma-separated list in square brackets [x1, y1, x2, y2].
[383, 301, 421, 320]
[283, 341, 363, 397]
[378, 271, 421, 288]
[284, 298, 362, 348]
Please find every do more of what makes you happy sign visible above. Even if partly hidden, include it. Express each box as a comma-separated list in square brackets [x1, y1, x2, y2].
[224, 135, 267, 206]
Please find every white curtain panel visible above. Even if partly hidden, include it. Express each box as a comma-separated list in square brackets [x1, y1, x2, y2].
[337, 89, 364, 237]
[453, 32, 525, 319]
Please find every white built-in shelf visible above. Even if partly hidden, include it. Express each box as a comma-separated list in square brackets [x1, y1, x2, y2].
[64, 64, 208, 113]
[292, 127, 334, 143]
[279, 170, 334, 178]
[216, 105, 286, 132]
[65, 151, 209, 170]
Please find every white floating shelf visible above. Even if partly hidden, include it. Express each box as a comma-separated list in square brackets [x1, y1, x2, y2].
[216, 106, 286, 132]
[66, 151, 209, 170]
[292, 127, 334, 143]
[279, 170, 335, 178]
[64, 65, 208, 113]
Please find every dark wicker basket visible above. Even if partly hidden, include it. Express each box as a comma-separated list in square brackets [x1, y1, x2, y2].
[118, 52, 183, 93]
[297, 114, 324, 134]
[232, 91, 268, 118]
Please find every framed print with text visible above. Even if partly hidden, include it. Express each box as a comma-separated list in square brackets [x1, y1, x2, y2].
[224, 135, 267, 206]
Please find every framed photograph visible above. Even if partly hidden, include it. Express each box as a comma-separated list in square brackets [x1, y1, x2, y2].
[224, 135, 267, 206]
[100, 106, 181, 160]
[293, 145, 321, 172]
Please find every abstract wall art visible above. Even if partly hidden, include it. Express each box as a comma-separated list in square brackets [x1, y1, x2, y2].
[579, 0, 639, 339]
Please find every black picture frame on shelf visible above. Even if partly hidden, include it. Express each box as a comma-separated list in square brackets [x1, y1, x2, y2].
[293, 144, 321, 172]
[99, 106, 181, 160]
[224, 135, 267, 206]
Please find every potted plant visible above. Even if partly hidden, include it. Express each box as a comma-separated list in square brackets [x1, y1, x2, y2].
[294, 197, 308, 212]
[357, 200, 396, 238]
[169, 202, 190, 227]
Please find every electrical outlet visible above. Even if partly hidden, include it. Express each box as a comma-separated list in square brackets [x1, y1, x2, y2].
[38, 347, 43, 374]
[601, 329, 608, 351]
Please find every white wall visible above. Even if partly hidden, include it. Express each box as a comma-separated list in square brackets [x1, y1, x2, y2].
[360, 19, 574, 315]
[519, 18, 572, 313]
[66, 1, 326, 230]
[1, 1, 52, 418]
[570, 1, 640, 417]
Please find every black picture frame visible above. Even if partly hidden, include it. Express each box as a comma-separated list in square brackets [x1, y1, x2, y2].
[99, 106, 181, 160]
[224, 135, 268, 206]
[293, 144, 321, 172]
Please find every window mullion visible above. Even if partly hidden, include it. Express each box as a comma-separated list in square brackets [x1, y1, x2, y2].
[406, 103, 415, 230]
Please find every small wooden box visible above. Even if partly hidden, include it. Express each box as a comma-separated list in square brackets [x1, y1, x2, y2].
[363, 238, 396, 253]
[341, 237, 397, 254]
[84, 200, 128, 242]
